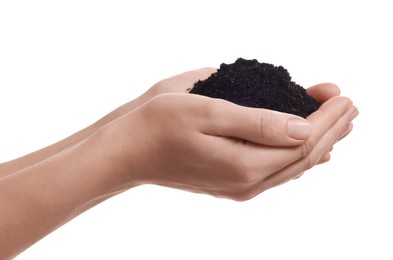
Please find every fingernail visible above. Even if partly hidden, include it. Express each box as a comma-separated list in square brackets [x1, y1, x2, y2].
[287, 118, 312, 140]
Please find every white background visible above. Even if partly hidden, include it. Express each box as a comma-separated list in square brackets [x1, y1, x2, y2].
[1, 1, 391, 259]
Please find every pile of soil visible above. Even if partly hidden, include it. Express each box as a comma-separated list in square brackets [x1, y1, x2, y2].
[189, 58, 319, 118]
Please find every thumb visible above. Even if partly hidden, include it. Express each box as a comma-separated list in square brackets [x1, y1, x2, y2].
[206, 99, 312, 146]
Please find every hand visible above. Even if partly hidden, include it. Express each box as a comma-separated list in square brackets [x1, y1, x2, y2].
[109, 92, 357, 201]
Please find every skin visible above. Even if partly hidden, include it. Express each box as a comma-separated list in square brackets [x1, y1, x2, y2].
[0, 68, 358, 259]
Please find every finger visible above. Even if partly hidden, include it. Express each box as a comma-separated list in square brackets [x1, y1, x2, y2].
[225, 96, 355, 177]
[205, 98, 313, 146]
[260, 100, 357, 190]
[307, 83, 341, 104]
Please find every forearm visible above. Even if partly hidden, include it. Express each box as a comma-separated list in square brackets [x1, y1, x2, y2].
[0, 99, 142, 179]
[0, 124, 134, 259]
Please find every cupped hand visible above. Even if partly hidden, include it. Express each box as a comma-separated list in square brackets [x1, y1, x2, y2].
[111, 92, 357, 201]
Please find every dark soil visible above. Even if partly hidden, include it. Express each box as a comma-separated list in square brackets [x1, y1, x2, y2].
[189, 58, 319, 118]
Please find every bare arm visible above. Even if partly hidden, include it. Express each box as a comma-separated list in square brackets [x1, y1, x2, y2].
[0, 103, 128, 178]
[0, 124, 127, 258]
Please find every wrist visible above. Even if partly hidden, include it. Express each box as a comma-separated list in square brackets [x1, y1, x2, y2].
[86, 114, 145, 195]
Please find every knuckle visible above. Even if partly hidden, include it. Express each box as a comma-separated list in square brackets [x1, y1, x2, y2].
[300, 137, 317, 157]
[230, 154, 260, 185]
[257, 113, 275, 141]
[150, 79, 170, 95]
[305, 153, 320, 170]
